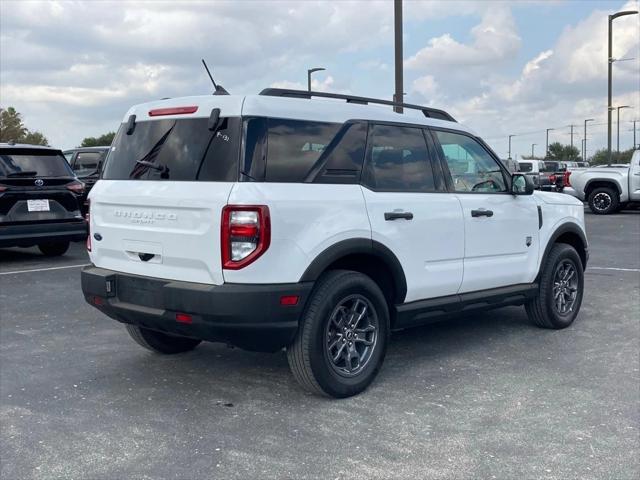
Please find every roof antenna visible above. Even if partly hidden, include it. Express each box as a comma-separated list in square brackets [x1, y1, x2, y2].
[201, 59, 229, 96]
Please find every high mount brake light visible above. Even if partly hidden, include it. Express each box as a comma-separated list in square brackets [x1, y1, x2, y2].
[221, 205, 270, 270]
[148, 106, 198, 116]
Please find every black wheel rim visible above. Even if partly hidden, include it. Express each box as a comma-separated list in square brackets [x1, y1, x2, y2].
[325, 294, 379, 377]
[593, 192, 611, 211]
[552, 260, 579, 315]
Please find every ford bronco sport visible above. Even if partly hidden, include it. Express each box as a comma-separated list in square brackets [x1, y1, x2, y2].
[81, 89, 588, 398]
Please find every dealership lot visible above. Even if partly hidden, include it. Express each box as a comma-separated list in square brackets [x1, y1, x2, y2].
[1, 211, 638, 479]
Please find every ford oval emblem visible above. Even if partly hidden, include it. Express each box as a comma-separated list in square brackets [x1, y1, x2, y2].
[34, 179, 44, 187]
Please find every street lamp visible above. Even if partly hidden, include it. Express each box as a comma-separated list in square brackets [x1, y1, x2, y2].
[307, 67, 325, 92]
[608, 10, 638, 164]
[616, 105, 631, 152]
[531, 143, 537, 158]
[584, 119, 594, 161]
[508, 134, 516, 160]
[546, 128, 554, 157]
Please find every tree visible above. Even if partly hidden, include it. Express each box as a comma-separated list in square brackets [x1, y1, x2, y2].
[546, 142, 580, 161]
[0, 106, 49, 145]
[80, 132, 116, 147]
[589, 148, 634, 166]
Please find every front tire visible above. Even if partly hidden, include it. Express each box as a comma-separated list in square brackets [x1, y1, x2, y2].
[287, 270, 390, 398]
[125, 325, 201, 354]
[526, 243, 584, 329]
[588, 186, 619, 215]
[38, 242, 70, 256]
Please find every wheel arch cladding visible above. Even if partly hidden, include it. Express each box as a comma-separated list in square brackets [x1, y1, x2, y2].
[585, 179, 622, 196]
[299, 238, 408, 305]
[542, 223, 588, 273]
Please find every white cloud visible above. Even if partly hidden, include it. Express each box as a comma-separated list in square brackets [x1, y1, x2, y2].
[404, 6, 521, 69]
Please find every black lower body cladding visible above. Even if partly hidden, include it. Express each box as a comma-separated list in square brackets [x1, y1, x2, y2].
[81, 266, 314, 352]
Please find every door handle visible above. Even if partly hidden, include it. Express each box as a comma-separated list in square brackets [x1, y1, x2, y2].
[471, 209, 494, 218]
[384, 211, 414, 221]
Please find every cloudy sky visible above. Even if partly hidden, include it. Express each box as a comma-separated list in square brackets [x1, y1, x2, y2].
[1, 0, 639, 159]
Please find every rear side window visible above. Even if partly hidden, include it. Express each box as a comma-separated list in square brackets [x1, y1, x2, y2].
[265, 119, 341, 182]
[518, 162, 533, 172]
[363, 124, 436, 192]
[0, 149, 73, 178]
[102, 117, 240, 181]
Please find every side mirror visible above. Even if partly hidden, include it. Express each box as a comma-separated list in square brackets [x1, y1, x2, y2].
[512, 173, 534, 195]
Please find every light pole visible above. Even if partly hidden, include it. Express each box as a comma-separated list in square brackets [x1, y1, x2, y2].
[307, 67, 325, 92]
[616, 105, 630, 151]
[393, 0, 403, 113]
[531, 143, 536, 158]
[584, 118, 594, 161]
[569, 124, 576, 149]
[633, 120, 638, 149]
[508, 134, 515, 160]
[608, 10, 639, 164]
[546, 128, 554, 158]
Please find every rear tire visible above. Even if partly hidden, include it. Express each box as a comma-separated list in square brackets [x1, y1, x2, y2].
[526, 243, 584, 329]
[287, 270, 390, 398]
[125, 325, 201, 354]
[587, 186, 619, 215]
[38, 242, 70, 256]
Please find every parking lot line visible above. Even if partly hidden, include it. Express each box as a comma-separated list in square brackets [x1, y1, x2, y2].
[589, 266, 640, 272]
[0, 263, 90, 275]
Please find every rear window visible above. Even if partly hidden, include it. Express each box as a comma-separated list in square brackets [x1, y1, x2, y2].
[518, 162, 533, 172]
[0, 149, 73, 178]
[541, 161, 561, 172]
[74, 151, 107, 176]
[102, 117, 241, 181]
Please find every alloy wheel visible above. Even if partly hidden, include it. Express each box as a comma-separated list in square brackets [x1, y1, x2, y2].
[552, 260, 579, 315]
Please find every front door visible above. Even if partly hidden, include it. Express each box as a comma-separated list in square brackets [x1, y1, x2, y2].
[431, 129, 540, 293]
[361, 123, 465, 303]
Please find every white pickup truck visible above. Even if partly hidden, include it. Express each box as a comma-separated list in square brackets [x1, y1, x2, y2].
[565, 149, 640, 214]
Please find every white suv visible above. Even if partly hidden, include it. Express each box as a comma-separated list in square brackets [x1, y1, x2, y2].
[82, 89, 588, 398]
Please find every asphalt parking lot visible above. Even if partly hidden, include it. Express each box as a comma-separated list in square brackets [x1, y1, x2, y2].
[1, 210, 638, 480]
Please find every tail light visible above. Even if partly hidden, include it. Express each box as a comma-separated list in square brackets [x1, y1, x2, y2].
[221, 205, 270, 270]
[66, 181, 85, 194]
[564, 171, 572, 187]
[0, 185, 7, 193]
[549, 174, 556, 184]
[86, 200, 91, 252]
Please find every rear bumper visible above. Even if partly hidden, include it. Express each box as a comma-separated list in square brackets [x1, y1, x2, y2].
[0, 220, 87, 248]
[81, 266, 314, 352]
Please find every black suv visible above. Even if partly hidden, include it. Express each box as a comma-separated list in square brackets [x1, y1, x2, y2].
[63, 146, 109, 215]
[0, 143, 88, 256]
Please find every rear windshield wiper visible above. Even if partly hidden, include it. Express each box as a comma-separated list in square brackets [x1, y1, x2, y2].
[6, 171, 39, 177]
[135, 160, 168, 172]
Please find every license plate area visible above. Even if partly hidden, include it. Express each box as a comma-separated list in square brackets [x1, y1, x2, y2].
[27, 199, 50, 212]
[117, 275, 166, 309]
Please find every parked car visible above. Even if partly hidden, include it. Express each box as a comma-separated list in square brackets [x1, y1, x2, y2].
[539, 160, 566, 191]
[564, 149, 640, 214]
[81, 89, 588, 398]
[63, 146, 109, 215]
[0, 143, 88, 255]
[517, 159, 542, 189]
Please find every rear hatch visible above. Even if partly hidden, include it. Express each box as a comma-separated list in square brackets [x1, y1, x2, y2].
[0, 148, 83, 225]
[89, 108, 242, 285]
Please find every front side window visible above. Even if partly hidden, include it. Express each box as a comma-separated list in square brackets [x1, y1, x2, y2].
[364, 124, 435, 192]
[434, 130, 507, 193]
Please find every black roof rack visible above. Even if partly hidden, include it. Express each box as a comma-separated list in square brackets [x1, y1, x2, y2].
[259, 88, 456, 122]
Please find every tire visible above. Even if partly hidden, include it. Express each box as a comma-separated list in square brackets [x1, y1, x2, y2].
[38, 242, 70, 256]
[125, 325, 201, 354]
[526, 243, 584, 329]
[587, 186, 619, 215]
[287, 270, 390, 398]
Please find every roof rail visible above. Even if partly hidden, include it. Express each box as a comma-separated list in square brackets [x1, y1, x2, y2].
[258, 88, 456, 122]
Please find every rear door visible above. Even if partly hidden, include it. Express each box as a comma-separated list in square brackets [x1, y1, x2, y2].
[361, 123, 465, 303]
[629, 151, 640, 200]
[90, 114, 241, 285]
[0, 148, 82, 225]
[431, 129, 539, 293]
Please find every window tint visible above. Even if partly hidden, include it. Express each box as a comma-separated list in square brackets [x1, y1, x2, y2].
[434, 130, 507, 193]
[74, 152, 103, 176]
[364, 124, 435, 192]
[0, 149, 73, 178]
[265, 119, 341, 182]
[518, 162, 533, 172]
[102, 117, 240, 181]
[63, 152, 74, 164]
